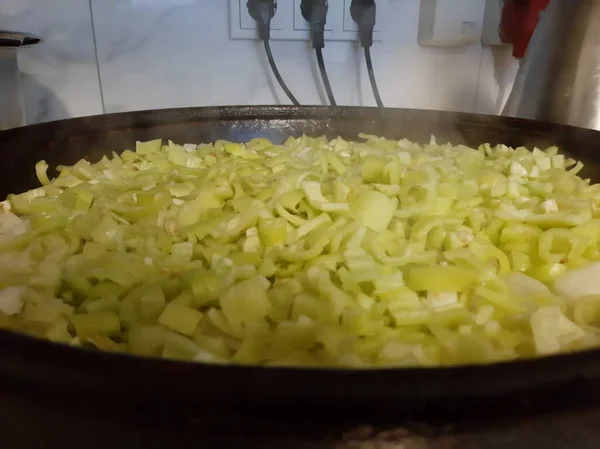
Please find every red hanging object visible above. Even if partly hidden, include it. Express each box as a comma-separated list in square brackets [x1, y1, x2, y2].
[500, 0, 550, 58]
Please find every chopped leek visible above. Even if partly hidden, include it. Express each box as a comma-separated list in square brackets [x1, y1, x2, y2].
[69, 312, 121, 339]
[2, 135, 600, 367]
[158, 302, 203, 337]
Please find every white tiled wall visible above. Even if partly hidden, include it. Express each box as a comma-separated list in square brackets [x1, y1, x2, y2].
[1, 0, 519, 125]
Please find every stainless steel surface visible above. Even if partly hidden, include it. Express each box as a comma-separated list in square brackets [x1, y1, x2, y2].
[0, 49, 25, 130]
[503, 0, 600, 131]
[0, 31, 42, 131]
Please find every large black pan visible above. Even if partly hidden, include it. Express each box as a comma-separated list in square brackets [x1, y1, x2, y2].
[2, 106, 600, 449]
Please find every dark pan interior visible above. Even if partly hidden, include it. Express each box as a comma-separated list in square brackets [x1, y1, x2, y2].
[2, 106, 600, 440]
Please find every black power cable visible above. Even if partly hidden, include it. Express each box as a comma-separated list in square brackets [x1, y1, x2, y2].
[247, 0, 300, 106]
[364, 47, 383, 108]
[315, 48, 336, 105]
[301, 0, 337, 106]
[350, 0, 384, 108]
[263, 40, 300, 106]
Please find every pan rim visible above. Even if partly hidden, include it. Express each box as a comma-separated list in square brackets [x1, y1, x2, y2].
[2, 105, 600, 409]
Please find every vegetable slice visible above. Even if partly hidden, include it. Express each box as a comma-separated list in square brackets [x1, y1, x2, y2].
[158, 303, 203, 337]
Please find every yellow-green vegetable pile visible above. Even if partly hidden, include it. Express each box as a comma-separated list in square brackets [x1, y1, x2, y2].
[2, 134, 600, 367]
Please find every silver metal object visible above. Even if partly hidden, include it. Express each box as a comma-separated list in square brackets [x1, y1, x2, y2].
[503, 0, 600, 130]
[0, 30, 42, 130]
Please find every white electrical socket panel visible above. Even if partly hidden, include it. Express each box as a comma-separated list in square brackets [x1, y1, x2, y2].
[481, 0, 508, 46]
[237, 0, 287, 31]
[418, 0, 483, 47]
[229, 0, 384, 42]
[341, 0, 382, 35]
[292, 0, 333, 31]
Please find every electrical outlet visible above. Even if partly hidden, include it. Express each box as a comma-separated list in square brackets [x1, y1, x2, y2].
[229, 0, 385, 41]
[229, 0, 292, 39]
[342, 0, 383, 35]
[238, 1, 287, 31]
[418, 0, 484, 47]
[292, 0, 334, 31]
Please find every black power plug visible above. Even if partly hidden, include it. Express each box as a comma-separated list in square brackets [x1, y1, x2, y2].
[300, 0, 328, 49]
[350, 0, 376, 48]
[247, 0, 277, 41]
